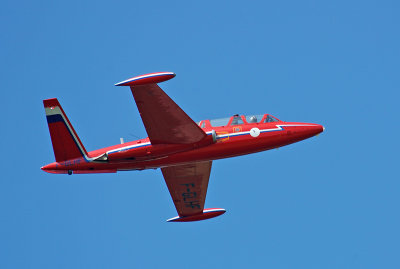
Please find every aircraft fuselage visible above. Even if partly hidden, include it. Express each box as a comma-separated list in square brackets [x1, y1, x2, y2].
[41, 120, 323, 174]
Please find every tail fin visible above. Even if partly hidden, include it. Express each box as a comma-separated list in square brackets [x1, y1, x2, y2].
[43, 98, 88, 162]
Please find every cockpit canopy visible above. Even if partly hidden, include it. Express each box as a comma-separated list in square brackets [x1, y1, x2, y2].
[199, 114, 280, 128]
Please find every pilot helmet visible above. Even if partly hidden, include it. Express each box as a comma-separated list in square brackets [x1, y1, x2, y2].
[248, 115, 257, 123]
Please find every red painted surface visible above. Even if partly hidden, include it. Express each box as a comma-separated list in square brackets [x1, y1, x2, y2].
[41, 120, 323, 173]
[167, 208, 226, 222]
[115, 72, 175, 86]
[44, 98, 88, 162]
[42, 72, 325, 222]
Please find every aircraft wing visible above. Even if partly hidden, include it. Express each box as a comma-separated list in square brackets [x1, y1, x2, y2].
[116, 72, 225, 222]
[162, 161, 225, 222]
[162, 161, 212, 216]
[116, 72, 206, 144]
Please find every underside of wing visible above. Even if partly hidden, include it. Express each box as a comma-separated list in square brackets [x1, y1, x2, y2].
[161, 161, 225, 222]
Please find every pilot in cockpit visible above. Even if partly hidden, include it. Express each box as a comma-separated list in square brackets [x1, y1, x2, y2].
[231, 114, 240, 125]
[248, 115, 257, 123]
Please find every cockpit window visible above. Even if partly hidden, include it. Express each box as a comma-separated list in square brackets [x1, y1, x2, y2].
[264, 115, 279, 123]
[230, 115, 244, 125]
[209, 117, 230, 127]
[245, 115, 263, 123]
[209, 114, 279, 126]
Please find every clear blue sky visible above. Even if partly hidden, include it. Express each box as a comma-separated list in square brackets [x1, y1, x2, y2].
[1, 0, 399, 268]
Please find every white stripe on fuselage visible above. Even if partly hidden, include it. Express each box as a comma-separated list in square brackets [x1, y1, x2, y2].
[106, 142, 152, 154]
[106, 124, 315, 155]
[46, 115, 314, 163]
[209, 124, 316, 138]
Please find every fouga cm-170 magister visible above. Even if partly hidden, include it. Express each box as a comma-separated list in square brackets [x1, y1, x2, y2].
[41, 72, 324, 222]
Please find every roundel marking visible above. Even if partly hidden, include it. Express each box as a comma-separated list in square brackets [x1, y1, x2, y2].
[250, 128, 260, 137]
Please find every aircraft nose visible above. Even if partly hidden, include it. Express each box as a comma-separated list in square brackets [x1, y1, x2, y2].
[311, 124, 324, 136]
[283, 123, 324, 144]
[296, 123, 324, 137]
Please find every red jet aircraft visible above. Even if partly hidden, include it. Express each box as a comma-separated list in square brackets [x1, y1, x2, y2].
[42, 72, 324, 222]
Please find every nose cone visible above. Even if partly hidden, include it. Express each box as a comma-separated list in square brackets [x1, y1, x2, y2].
[279, 122, 324, 147]
[290, 123, 324, 140]
[309, 124, 324, 136]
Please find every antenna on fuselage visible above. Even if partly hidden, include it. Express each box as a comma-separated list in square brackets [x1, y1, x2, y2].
[120, 138, 124, 144]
